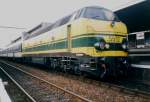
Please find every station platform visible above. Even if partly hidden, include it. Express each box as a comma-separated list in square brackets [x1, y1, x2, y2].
[0, 78, 11, 102]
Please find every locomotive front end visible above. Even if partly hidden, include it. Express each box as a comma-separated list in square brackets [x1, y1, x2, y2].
[78, 6, 128, 78]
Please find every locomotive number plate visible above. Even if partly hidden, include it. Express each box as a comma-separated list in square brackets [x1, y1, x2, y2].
[106, 36, 122, 43]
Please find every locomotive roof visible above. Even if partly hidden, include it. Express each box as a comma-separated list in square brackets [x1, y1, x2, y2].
[24, 5, 111, 40]
[27, 22, 52, 34]
[26, 6, 108, 34]
[83, 6, 103, 9]
[7, 36, 21, 46]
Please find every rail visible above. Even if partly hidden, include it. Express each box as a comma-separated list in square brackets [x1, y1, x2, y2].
[0, 61, 92, 102]
[0, 67, 36, 102]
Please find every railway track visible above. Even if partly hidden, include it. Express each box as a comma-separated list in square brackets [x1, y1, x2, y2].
[55, 66, 150, 99]
[62, 73, 150, 99]
[102, 80, 150, 99]
[0, 65, 36, 102]
[0, 61, 92, 102]
[77, 73, 150, 99]
[107, 79, 150, 96]
[39, 64, 150, 99]
[0, 60, 150, 102]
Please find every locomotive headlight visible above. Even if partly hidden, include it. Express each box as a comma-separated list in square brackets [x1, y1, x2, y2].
[99, 42, 105, 50]
[122, 38, 128, 50]
[105, 44, 110, 49]
[94, 41, 106, 50]
[122, 44, 127, 50]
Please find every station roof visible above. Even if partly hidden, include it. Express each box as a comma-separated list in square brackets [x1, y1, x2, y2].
[115, 0, 150, 33]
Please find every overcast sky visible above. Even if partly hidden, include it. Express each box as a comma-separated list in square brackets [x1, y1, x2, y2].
[0, 0, 144, 48]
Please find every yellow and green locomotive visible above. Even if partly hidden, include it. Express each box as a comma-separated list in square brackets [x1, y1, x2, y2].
[22, 6, 128, 78]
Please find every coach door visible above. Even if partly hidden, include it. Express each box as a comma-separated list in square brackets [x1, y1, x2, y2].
[67, 25, 71, 52]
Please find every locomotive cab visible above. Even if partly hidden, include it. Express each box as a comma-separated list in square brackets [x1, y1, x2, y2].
[71, 6, 128, 78]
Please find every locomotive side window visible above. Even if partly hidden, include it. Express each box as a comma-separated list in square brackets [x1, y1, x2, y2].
[103, 9, 120, 21]
[74, 9, 83, 20]
[145, 32, 150, 47]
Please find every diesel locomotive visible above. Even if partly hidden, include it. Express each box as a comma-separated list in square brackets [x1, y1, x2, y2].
[0, 6, 128, 78]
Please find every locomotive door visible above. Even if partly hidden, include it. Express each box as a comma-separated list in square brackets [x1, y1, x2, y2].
[67, 25, 71, 52]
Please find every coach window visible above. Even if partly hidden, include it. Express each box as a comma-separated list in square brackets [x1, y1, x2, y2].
[145, 32, 150, 47]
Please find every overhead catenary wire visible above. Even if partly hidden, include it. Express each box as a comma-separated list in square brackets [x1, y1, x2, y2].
[0, 26, 26, 30]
